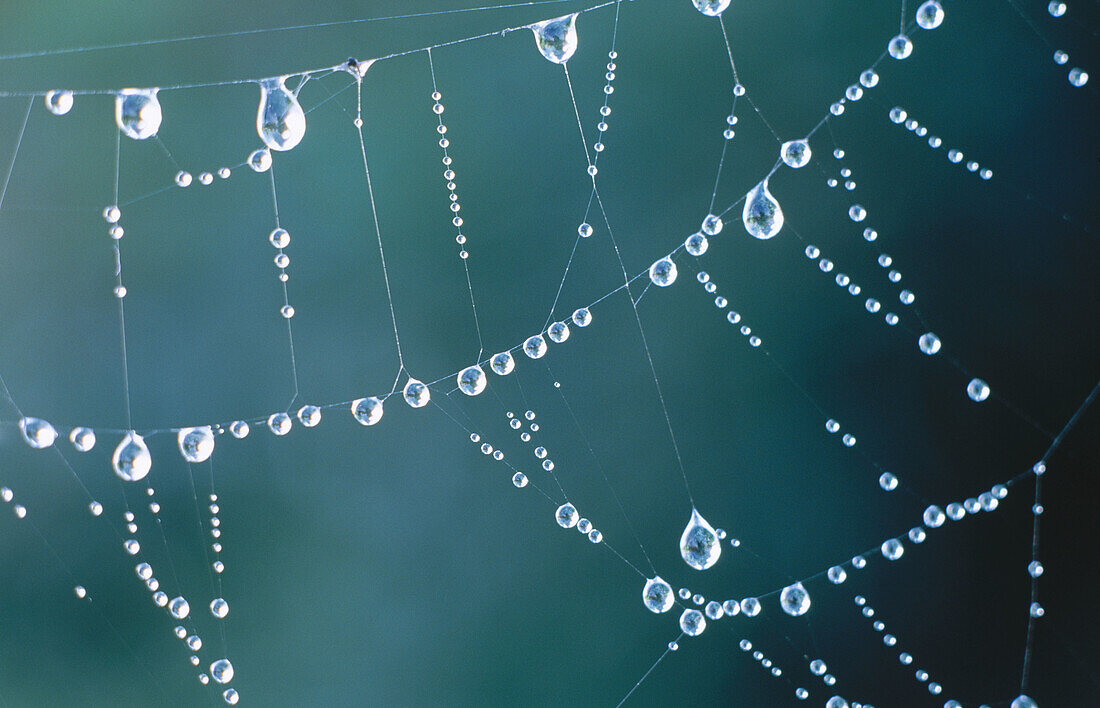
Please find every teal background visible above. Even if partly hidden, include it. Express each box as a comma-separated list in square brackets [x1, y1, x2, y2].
[0, 1, 1097, 706]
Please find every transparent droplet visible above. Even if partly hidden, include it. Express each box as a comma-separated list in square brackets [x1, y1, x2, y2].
[548, 321, 570, 343]
[572, 308, 592, 327]
[68, 426, 96, 452]
[685, 233, 709, 256]
[852, 555, 867, 569]
[1068, 67, 1088, 87]
[723, 599, 741, 616]
[578, 222, 593, 238]
[701, 214, 723, 236]
[124, 539, 140, 555]
[918, 332, 941, 355]
[888, 35, 913, 60]
[258, 76, 306, 151]
[679, 608, 706, 636]
[19, 417, 57, 449]
[45, 89, 74, 115]
[879, 472, 898, 491]
[248, 148, 273, 172]
[169, 596, 190, 619]
[780, 582, 811, 616]
[1030, 602, 1044, 618]
[649, 257, 678, 286]
[705, 600, 724, 620]
[269, 227, 290, 249]
[210, 598, 229, 619]
[556, 503, 578, 528]
[909, 526, 927, 543]
[177, 426, 215, 463]
[531, 14, 579, 64]
[881, 539, 905, 560]
[1011, 696, 1038, 708]
[916, 1, 944, 30]
[740, 597, 761, 616]
[511, 472, 527, 488]
[826, 697, 848, 708]
[403, 379, 430, 408]
[491, 351, 516, 375]
[827, 565, 847, 584]
[848, 204, 866, 222]
[115, 89, 162, 140]
[297, 405, 321, 427]
[210, 658, 234, 684]
[742, 179, 784, 240]
[267, 412, 292, 435]
[642, 576, 674, 614]
[523, 335, 548, 359]
[1053, 50, 1069, 65]
[112, 432, 152, 482]
[229, 420, 250, 438]
[1028, 560, 1043, 578]
[680, 508, 721, 570]
[781, 139, 812, 168]
[692, 0, 731, 16]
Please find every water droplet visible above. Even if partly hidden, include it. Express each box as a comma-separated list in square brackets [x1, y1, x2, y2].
[848, 204, 866, 222]
[649, 257, 677, 286]
[918, 332, 941, 355]
[297, 405, 321, 427]
[112, 432, 152, 482]
[45, 90, 74, 115]
[556, 503, 579, 528]
[19, 417, 57, 449]
[882, 539, 905, 560]
[701, 214, 723, 236]
[491, 351, 516, 375]
[642, 576, 674, 614]
[827, 565, 847, 584]
[1011, 696, 1038, 708]
[578, 222, 592, 238]
[860, 69, 879, 88]
[124, 539, 140, 555]
[692, 0, 731, 15]
[524, 335, 548, 359]
[1047, 2, 1066, 18]
[403, 379, 430, 408]
[258, 76, 306, 151]
[229, 420, 250, 438]
[169, 596, 190, 619]
[742, 179, 784, 240]
[210, 658, 234, 684]
[572, 308, 592, 327]
[1028, 560, 1043, 578]
[680, 508, 721, 570]
[679, 608, 706, 636]
[685, 233, 709, 256]
[67, 426, 96, 452]
[267, 412, 292, 435]
[349, 397, 383, 426]
[177, 426, 215, 463]
[781, 139, 811, 168]
[223, 688, 240, 705]
[588, 529, 602, 543]
[916, 1, 944, 30]
[248, 148, 272, 172]
[511, 472, 528, 488]
[1030, 602, 1044, 618]
[879, 472, 898, 491]
[210, 598, 229, 618]
[826, 697, 849, 708]
[888, 35, 913, 60]
[115, 89, 162, 140]
[740, 597, 761, 616]
[1068, 67, 1088, 87]
[705, 600, 724, 620]
[548, 321, 570, 343]
[780, 582, 811, 616]
[723, 599, 740, 616]
[531, 14, 579, 64]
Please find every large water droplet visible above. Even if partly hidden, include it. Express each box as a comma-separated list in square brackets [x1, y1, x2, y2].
[456, 365, 487, 396]
[490, 351, 515, 375]
[555, 503, 579, 528]
[1011, 696, 1038, 708]
[918, 332, 941, 355]
[403, 379, 430, 408]
[210, 598, 229, 618]
[679, 608, 706, 636]
[780, 582, 811, 616]
[210, 658, 234, 684]
[827, 565, 847, 584]
[649, 257, 677, 286]
[115, 89, 162, 140]
[112, 432, 152, 482]
[524, 335, 548, 359]
[351, 397, 384, 426]
[257, 77, 306, 152]
[915, 1, 944, 30]
[531, 14, 579, 64]
[69, 426, 96, 452]
[169, 596, 190, 619]
[44, 90, 73, 115]
[642, 576, 674, 614]
[743, 179, 784, 240]
[692, 0, 731, 16]
[177, 426, 215, 463]
[781, 139, 812, 168]
[19, 417, 57, 449]
[888, 34, 913, 60]
[967, 378, 990, 402]
[680, 508, 721, 570]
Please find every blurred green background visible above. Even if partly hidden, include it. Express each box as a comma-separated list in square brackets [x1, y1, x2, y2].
[0, 1, 1097, 706]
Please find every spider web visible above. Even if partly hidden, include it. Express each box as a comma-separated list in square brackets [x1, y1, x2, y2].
[0, 0, 1098, 706]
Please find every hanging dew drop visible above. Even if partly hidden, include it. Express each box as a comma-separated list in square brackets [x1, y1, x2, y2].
[69, 426, 96, 452]
[781, 139, 811, 168]
[457, 366, 487, 396]
[642, 576, 674, 614]
[547, 322, 570, 343]
[649, 257, 677, 287]
[555, 503, 578, 528]
[229, 420, 250, 438]
[351, 397, 384, 425]
[168, 596, 190, 619]
[490, 351, 515, 375]
[740, 597, 761, 616]
[967, 378, 990, 402]
[685, 233, 708, 256]
[177, 426, 215, 463]
[888, 35, 913, 60]
[679, 608, 706, 636]
[257, 76, 306, 151]
[701, 214, 723, 236]
[916, 1, 944, 30]
[115, 89, 162, 140]
[827, 565, 847, 584]
[571, 308, 592, 327]
[112, 432, 152, 482]
[743, 179, 784, 239]
[523, 335, 548, 359]
[18, 417, 57, 449]
[531, 14, 579, 64]
[918, 332, 941, 355]
[44, 90, 73, 115]
[297, 405, 321, 427]
[680, 508, 721, 570]
[267, 412, 292, 435]
[692, 0, 731, 16]
[780, 582, 811, 616]
[248, 148, 272, 172]
[210, 658, 234, 684]
[403, 379, 430, 408]
[210, 598, 229, 618]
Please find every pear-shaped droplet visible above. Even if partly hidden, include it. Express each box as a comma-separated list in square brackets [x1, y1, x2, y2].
[888, 34, 913, 60]
[679, 608, 706, 636]
[680, 508, 721, 570]
[781, 139, 812, 168]
[19, 417, 57, 449]
[458, 365, 487, 396]
[351, 397, 384, 426]
[113, 432, 152, 482]
[115, 89, 162, 140]
[780, 582, 811, 616]
[692, 0, 731, 16]
[257, 77, 306, 152]
[915, 1, 944, 30]
[177, 426, 215, 463]
[524, 335, 548, 359]
[210, 658, 234, 684]
[531, 14, 579, 64]
[743, 179, 784, 240]
[403, 378, 430, 408]
[572, 308, 592, 327]
[649, 257, 677, 287]
[642, 576, 674, 614]
[490, 351, 515, 375]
